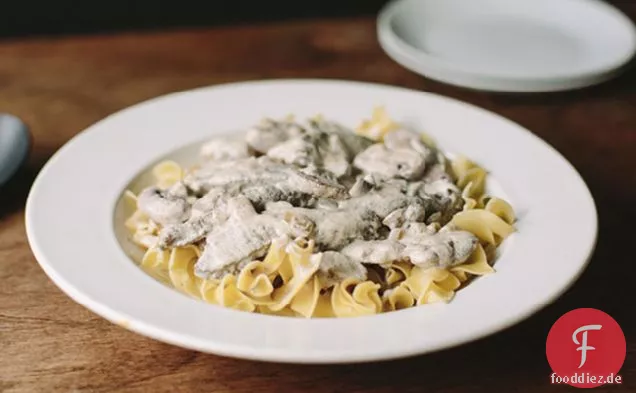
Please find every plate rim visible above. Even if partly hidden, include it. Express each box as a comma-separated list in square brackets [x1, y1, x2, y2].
[25, 79, 598, 363]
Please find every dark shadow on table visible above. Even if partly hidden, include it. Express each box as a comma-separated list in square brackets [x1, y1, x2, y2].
[0, 153, 51, 221]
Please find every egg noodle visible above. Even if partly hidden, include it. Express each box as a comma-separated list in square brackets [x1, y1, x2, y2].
[125, 108, 515, 317]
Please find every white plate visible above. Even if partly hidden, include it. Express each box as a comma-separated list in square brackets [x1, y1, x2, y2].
[378, 0, 636, 92]
[26, 80, 597, 363]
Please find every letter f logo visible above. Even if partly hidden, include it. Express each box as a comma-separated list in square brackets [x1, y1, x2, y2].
[572, 324, 602, 368]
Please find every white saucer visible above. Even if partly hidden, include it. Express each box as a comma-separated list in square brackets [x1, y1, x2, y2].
[378, 0, 636, 92]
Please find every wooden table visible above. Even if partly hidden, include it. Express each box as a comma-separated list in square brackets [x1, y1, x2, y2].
[1, 14, 635, 393]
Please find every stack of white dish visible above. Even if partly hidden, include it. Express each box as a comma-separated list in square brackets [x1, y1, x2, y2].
[378, 0, 636, 92]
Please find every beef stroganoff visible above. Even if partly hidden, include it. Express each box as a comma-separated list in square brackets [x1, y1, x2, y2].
[125, 108, 515, 317]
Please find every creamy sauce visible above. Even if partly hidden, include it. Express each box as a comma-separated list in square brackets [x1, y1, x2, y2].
[316, 251, 367, 287]
[136, 115, 477, 283]
[200, 136, 251, 161]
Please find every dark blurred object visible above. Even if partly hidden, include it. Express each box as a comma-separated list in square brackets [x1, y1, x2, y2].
[0, 0, 389, 38]
[0, 114, 30, 187]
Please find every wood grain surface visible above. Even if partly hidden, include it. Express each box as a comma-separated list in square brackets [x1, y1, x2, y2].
[1, 13, 635, 393]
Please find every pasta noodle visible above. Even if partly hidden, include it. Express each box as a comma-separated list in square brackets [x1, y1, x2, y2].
[257, 305, 297, 317]
[140, 247, 170, 278]
[289, 275, 321, 318]
[331, 278, 382, 317]
[355, 107, 399, 141]
[126, 201, 160, 249]
[125, 108, 517, 318]
[451, 244, 494, 276]
[268, 240, 321, 312]
[461, 182, 479, 211]
[236, 261, 274, 299]
[451, 269, 469, 283]
[404, 267, 462, 305]
[199, 278, 220, 304]
[168, 246, 202, 297]
[485, 197, 516, 225]
[261, 236, 289, 276]
[214, 275, 256, 312]
[384, 261, 412, 286]
[400, 244, 495, 305]
[385, 267, 405, 286]
[451, 209, 515, 245]
[123, 189, 138, 209]
[152, 160, 183, 189]
[391, 261, 413, 278]
[451, 156, 487, 198]
[383, 284, 415, 311]
[418, 129, 438, 149]
[312, 292, 336, 318]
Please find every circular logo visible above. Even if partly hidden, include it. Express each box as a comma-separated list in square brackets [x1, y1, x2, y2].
[546, 308, 626, 388]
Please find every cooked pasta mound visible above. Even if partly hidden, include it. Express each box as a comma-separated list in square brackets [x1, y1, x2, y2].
[125, 108, 516, 317]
